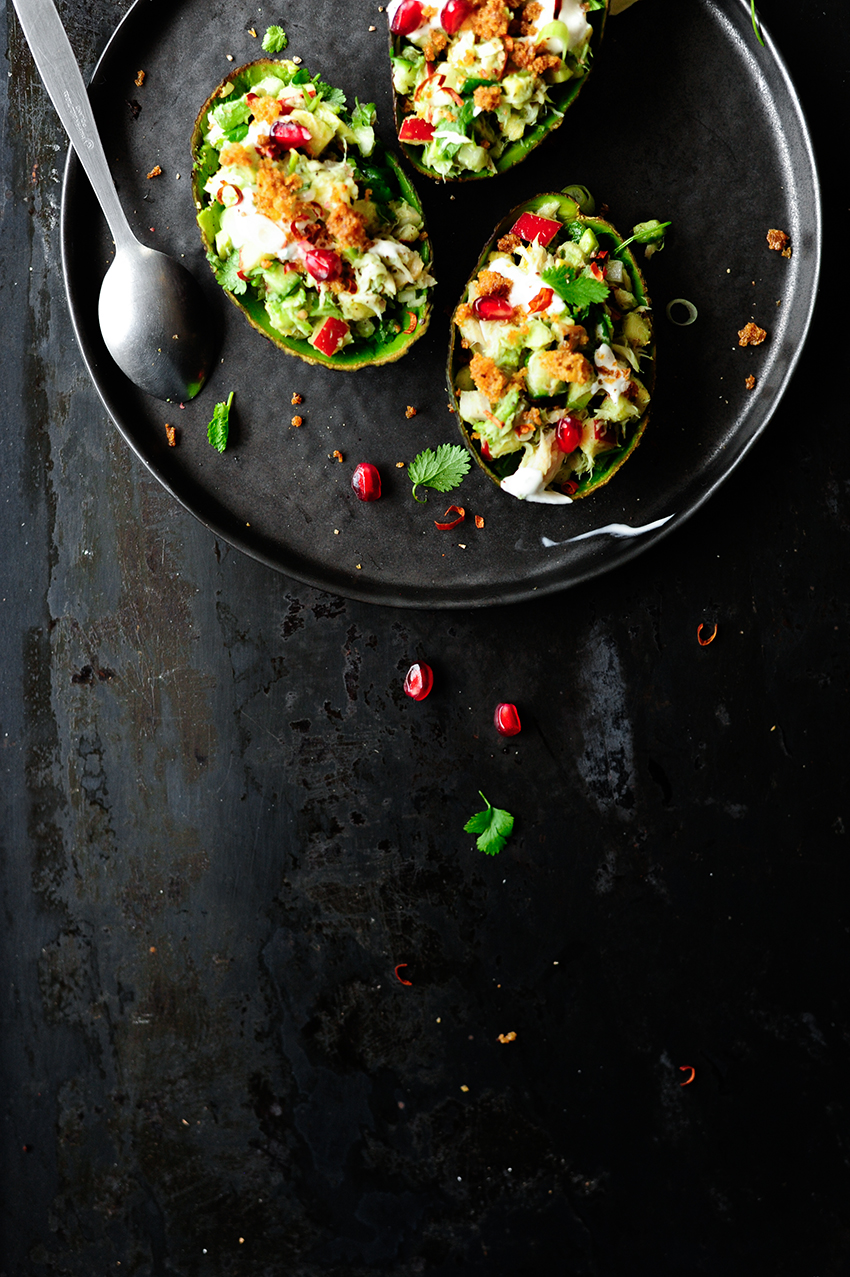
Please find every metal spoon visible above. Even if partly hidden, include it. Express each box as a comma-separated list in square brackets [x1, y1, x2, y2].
[12, 0, 215, 401]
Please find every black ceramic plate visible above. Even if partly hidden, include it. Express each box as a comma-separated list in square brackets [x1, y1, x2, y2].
[61, 0, 820, 608]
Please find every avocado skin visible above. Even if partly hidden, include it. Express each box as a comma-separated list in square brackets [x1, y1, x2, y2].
[446, 193, 655, 500]
[389, 2, 608, 183]
[191, 60, 434, 370]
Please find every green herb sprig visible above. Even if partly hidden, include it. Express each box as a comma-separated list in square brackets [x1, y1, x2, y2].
[262, 25, 288, 53]
[464, 792, 515, 856]
[207, 392, 234, 453]
[408, 444, 471, 503]
[540, 266, 609, 309]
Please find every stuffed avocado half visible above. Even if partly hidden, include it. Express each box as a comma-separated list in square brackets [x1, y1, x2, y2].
[449, 191, 667, 503]
[192, 60, 436, 369]
[388, 0, 606, 181]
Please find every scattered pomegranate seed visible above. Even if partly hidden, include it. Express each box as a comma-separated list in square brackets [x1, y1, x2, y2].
[392, 0, 423, 34]
[494, 703, 521, 736]
[403, 663, 434, 700]
[555, 414, 582, 453]
[440, 0, 470, 30]
[351, 462, 381, 501]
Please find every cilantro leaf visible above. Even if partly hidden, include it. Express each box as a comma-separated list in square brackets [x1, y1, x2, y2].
[540, 265, 609, 309]
[408, 444, 471, 503]
[207, 392, 234, 453]
[262, 25, 288, 52]
[312, 74, 347, 110]
[206, 250, 247, 295]
[464, 792, 514, 856]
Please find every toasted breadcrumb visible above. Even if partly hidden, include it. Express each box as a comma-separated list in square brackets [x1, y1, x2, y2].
[538, 348, 593, 384]
[475, 514, 485, 529]
[767, 228, 792, 257]
[477, 270, 512, 298]
[291, 416, 303, 427]
[135, 70, 146, 87]
[472, 0, 511, 39]
[333, 450, 344, 462]
[470, 352, 511, 404]
[738, 322, 767, 347]
[497, 232, 522, 254]
[165, 424, 176, 447]
[291, 393, 303, 405]
[473, 85, 502, 111]
[146, 165, 162, 179]
[396, 461, 406, 468]
[405, 405, 417, 419]
[745, 375, 756, 390]
[423, 29, 449, 60]
[498, 1031, 517, 1043]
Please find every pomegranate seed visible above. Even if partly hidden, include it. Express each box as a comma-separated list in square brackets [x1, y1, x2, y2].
[267, 120, 313, 154]
[473, 296, 514, 321]
[555, 414, 582, 453]
[305, 248, 342, 282]
[392, 0, 424, 34]
[441, 0, 470, 33]
[403, 663, 434, 700]
[351, 462, 381, 501]
[480, 440, 492, 460]
[494, 703, 521, 736]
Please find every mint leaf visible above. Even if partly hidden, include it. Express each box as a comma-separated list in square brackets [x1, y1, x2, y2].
[464, 792, 514, 856]
[408, 444, 471, 503]
[207, 392, 234, 453]
[206, 250, 247, 296]
[540, 265, 609, 308]
[262, 25, 288, 52]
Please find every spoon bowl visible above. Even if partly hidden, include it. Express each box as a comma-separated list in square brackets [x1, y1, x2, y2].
[99, 244, 215, 401]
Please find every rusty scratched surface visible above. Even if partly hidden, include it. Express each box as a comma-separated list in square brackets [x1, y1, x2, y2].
[1, 0, 849, 1273]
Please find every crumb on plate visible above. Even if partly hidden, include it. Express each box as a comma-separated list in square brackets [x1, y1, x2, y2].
[738, 322, 767, 347]
[745, 375, 756, 391]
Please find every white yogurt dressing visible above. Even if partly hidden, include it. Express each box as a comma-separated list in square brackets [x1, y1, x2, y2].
[592, 342, 632, 405]
[501, 468, 573, 503]
[488, 258, 565, 314]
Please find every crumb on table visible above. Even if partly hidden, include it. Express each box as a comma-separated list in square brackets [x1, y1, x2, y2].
[475, 514, 485, 529]
[332, 450, 344, 462]
[165, 424, 176, 446]
[291, 415, 303, 427]
[291, 393, 303, 405]
[767, 228, 792, 258]
[135, 70, 145, 87]
[738, 322, 767, 347]
[405, 405, 417, 419]
[146, 165, 162, 179]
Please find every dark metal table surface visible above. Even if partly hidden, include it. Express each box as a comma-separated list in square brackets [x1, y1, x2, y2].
[1, 1, 847, 1273]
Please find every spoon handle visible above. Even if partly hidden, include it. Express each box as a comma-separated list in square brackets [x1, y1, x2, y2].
[11, 0, 135, 249]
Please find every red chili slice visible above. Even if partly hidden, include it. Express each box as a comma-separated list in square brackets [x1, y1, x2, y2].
[310, 317, 350, 357]
[403, 311, 418, 335]
[590, 261, 605, 281]
[527, 287, 554, 314]
[399, 117, 435, 143]
[391, 0, 424, 34]
[510, 212, 562, 246]
[473, 296, 514, 321]
[216, 182, 243, 207]
[305, 248, 342, 282]
[434, 505, 465, 530]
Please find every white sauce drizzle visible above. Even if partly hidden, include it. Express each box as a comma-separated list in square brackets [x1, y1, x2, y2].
[501, 469, 573, 503]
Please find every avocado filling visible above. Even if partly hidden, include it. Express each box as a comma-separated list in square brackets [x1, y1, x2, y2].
[389, 0, 605, 179]
[451, 201, 656, 503]
[195, 62, 436, 361]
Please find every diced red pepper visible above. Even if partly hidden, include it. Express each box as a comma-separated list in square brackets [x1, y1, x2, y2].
[510, 212, 562, 246]
[310, 317, 349, 358]
[399, 117, 435, 143]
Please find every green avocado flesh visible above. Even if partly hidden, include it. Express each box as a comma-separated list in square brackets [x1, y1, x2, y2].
[389, 0, 607, 181]
[191, 60, 435, 369]
[447, 192, 656, 502]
